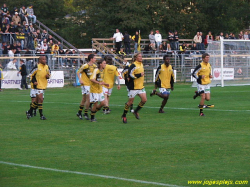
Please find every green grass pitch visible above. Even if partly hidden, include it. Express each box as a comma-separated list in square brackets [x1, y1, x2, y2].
[0, 84, 249, 187]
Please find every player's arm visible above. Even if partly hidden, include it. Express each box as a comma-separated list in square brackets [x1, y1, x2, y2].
[115, 67, 121, 89]
[77, 65, 85, 85]
[46, 66, 51, 79]
[154, 65, 161, 89]
[192, 64, 202, 82]
[129, 64, 143, 79]
[170, 67, 174, 91]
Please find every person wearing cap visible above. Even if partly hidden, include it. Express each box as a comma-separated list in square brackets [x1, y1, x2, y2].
[26, 5, 36, 24]
[12, 12, 21, 26]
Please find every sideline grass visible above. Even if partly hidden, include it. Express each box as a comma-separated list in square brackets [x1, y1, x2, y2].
[0, 84, 249, 187]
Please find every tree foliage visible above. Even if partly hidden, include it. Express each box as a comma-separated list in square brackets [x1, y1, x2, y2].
[5, 0, 250, 48]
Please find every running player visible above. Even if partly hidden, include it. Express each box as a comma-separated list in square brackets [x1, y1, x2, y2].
[150, 55, 174, 113]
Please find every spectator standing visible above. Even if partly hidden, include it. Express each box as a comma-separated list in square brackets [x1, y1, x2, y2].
[26, 5, 36, 24]
[206, 31, 214, 45]
[149, 30, 155, 50]
[200, 32, 205, 52]
[193, 32, 202, 50]
[155, 30, 162, 51]
[132, 31, 140, 53]
[243, 31, 249, 40]
[19, 6, 27, 22]
[219, 32, 224, 40]
[111, 29, 123, 54]
[238, 31, 243, 39]
[1, 3, 8, 14]
[18, 59, 28, 90]
[168, 31, 175, 50]
[123, 31, 131, 54]
[174, 31, 179, 50]
[23, 23, 30, 49]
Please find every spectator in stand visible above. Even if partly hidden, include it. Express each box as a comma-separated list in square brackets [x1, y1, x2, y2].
[34, 37, 39, 50]
[155, 30, 162, 51]
[219, 32, 224, 40]
[16, 41, 22, 52]
[238, 31, 243, 39]
[9, 21, 17, 40]
[2, 14, 10, 26]
[144, 43, 153, 54]
[161, 41, 172, 54]
[23, 23, 30, 49]
[191, 43, 200, 54]
[132, 31, 140, 53]
[51, 42, 59, 54]
[19, 6, 27, 22]
[206, 31, 214, 45]
[48, 39, 53, 49]
[16, 23, 25, 49]
[41, 41, 48, 54]
[26, 5, 36, 24]
[23, 13, 29, 25]
[243, 31, 249, 40]
[174, 31, 179, 50]
[1, 4, 8, 14]
[111, 29, 123, 54]
[224, 33, 229, 39]
[199, 32, 205, 53]
[168, 31, 175, 50]
[7, 58, 17, 70]
[36, 29, 42, 43]
[59, 48, 66, 67]
[2, 23, 10, 43]
[12, 12, 21, 26]
[149, 30, 155, 50]
[57, 41, 63, 50]
[193, 32, 202, 50]
[123, 31, 131, 54]
[229, 32, 235, 39]
[41, 30, 49, 40]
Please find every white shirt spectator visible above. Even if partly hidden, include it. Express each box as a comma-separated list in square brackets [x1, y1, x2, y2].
[7, 61, 17, 70]
[113, 32, 123, 42]
[8, 49, 15, 61]
[41, 43, 48, 53]
[155, 33, 162, 43]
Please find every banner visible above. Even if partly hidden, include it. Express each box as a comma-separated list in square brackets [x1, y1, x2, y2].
[213, 68, 234, 80]
[2, 71, 64, 89]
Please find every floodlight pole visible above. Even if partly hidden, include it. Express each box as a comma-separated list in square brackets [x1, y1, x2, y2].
[220, 37, 224, 87]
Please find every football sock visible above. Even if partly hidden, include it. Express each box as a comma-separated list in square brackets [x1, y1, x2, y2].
[122, 103, 130, 117]
[84, 109, 88, 115]
[130, 104, 133, 111]
[198, 105, 204, 113]
[38, 103, 43, 117]
[78, 105, 84, 114]
[103, 106, 108, 111]
[134, 101, 146, 112]
[90, 110, 96, 119]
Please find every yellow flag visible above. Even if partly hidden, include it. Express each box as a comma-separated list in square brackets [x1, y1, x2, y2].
[138, 30, 141, 52]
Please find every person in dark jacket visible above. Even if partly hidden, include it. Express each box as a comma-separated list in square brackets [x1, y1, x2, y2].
[18, 59, 28, 90]
[123, 31, 131, 54]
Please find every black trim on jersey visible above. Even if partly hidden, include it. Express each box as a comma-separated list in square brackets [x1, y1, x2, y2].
[192, 64, 202, 84]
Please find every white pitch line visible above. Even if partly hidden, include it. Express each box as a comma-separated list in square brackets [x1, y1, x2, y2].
[0, 161, 186, 187]
[5, 100, 250, 112]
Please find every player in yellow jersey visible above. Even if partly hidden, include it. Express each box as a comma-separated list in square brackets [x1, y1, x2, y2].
[26, 56, 50, 120]
[150, 55, 174, 113]
[102, 56, 120, 114]
[121, 53, 147, 123]
[76, 54, 97, 120]
[89, 59, 109, 122]
[192, 53, 214, 116]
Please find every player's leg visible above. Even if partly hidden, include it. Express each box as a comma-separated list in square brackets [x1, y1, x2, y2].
[37, 90, 46, 120]
[158, 90, 170, 113]
[77, 94, 85, 119]
[84, 93, 90, 120]
[121, 90, 136, 123]
[133, 91, 147, 119]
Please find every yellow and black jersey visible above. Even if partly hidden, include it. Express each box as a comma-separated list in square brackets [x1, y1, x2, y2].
[29, 63, 51, 90]
[121, 64, 131, 87]
[128, 61, 144, 90]
[155, 64, 174, 89]
[192, 62, 212, 85]
[78, 63, 97, 86]
[29, 65, 37, 89]
[103, 64, 119, 89]
[90, 68, 104, 94]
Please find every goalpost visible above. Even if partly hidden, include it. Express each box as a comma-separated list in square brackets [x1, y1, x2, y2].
[193, 39, 250, 87]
